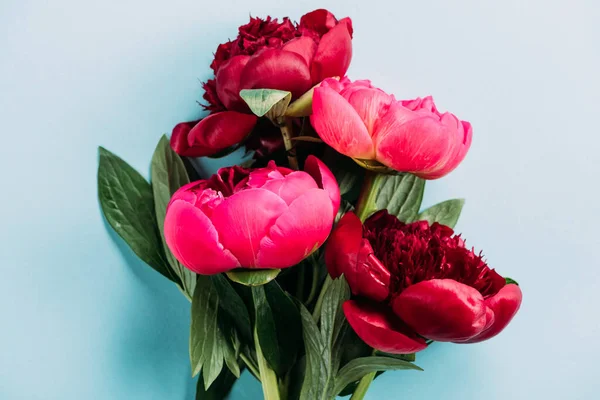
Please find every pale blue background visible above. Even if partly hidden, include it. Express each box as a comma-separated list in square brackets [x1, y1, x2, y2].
[1, 0, 598, 399]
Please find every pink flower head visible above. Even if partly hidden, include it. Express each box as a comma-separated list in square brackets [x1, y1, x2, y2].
[164, 156, 340, 275]
[326, 211, 522, 353]
[171, 9, 353, 158]
[310, 78, 473, 179]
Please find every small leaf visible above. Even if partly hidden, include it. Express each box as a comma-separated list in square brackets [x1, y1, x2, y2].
[505, 277, 519, 285]
[417, 199, 465, 229]
[226, 269, 281, 287]
[240, 89, 292, 121]
[151, 135, 197, 298]
[297, 302, 328, 400]
[212, 274, 253, 343]
[375, 173, 426, 222]
[97, 147, 177, 283]
[333, 356, 422, 395]
[320, 277, 351, 374]
[195, 368, 238, 400]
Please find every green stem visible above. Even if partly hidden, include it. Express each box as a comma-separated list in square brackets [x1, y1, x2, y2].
[311, 275, 333, 322]
[355, 171, 379, 221]
[240, 352, 260, 381]
[350, 372, 376, 400]
[254, 329, 281, 400]
[280, 118, 299, 170]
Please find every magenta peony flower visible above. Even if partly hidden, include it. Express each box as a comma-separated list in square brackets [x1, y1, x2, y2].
[171, 9, 353, 158]
[164, 156, 340, 274]
[325, 211, 522, 354]
[310, 78, 472, 179]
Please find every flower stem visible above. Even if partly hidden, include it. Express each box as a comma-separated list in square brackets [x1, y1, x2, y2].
[255, 329, 281, 400]
[355, 170, 379, 221]
[350, 372, 376, 400]
[279, 118, 299, 170]
[240, 352, 261, 381]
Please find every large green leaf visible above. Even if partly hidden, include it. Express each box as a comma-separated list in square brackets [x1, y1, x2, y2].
[195, 368, 238, 400]
[212, 274, 253, 343]
[417, 199, 465, 229]
[97, 147, 177, 283]
[333, 356, 423, 395]
[190, 276, 239, 389]
[298, 302, 328, 400]
[150, 135, 196, 298]
[226, 269, 281, 287]
[375, 173, 425, 222]
[239, 89, 292, 122]
[252, 281, 302, 377]
[319, 277, 351, 375]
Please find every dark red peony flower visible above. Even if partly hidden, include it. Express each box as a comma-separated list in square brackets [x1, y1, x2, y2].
[325, 210, 522, 354]
[171, 9, 353, 158]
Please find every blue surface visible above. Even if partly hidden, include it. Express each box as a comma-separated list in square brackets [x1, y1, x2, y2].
[1, 1, 599, 399]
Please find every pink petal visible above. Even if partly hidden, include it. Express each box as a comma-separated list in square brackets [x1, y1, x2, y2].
[188, 111, 257, 156]
[311, 22, 353, 84]
[282, 37, 318, 68]
[215, 55, 251, 111]
[259, 171, 319, 205]
[344, 300, 427, 354]
[461, 284, 522, 343]
[209, 189, 288, 268]
[257, 188, 334, 269]
[164, 200, 240, 275]
[310, 86, 375, 159]
[391, 279, 489, 342]
[303, 155, 341, 218]
[346, 88, 394, 134]
[240, 48, 312, 99]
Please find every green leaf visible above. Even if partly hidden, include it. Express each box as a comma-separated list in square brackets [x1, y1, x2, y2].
[252, 282, 302, 377]
[505, 277, 519, 285]
[150, 135, 197, 298]
[212, 274, 253, 343]
[97, 147, 176, 283]
[333, 356, 423, 395]
[297, 302, 328, 400]
[320, 277, 351, 375]
[240, 89, 292, 121]
[195, 368, 238, 400]
[374, 173, 426, 222]
[190, 276, 239, 389]
[226, 269, 281, 287]
[417, 199, 465, 229]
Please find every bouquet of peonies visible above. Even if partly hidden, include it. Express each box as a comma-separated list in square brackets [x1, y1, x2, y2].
[97, 9, 522, 400]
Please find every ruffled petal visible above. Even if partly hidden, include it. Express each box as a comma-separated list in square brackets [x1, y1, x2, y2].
[258, 188, 333, 269]
[164, 200, 240, 275]
[240, 48, 312, 99]
[303, 155, 341, 218]
[460, 284, 522, 343]
[344, 300, 427, 354]
[299, 9, 338, 36]
[215, 55, 251, 111]
[209, 189, 288, 268]
[311, 86, 375, 159]
[187, 111, 257, 156]
[391, 279, 489, 342]
[311, 22, 353, 83]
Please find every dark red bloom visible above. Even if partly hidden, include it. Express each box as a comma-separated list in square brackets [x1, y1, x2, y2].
[326, 210, 522, 354]
[170, 9, 353, 158]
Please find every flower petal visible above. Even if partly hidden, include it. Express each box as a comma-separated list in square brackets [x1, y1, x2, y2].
[282, 37, 318, 68]
[259, 170, 319, 205]
[258, 188, 333, 269]
[461, 284, 522, 343]
[187, 111, 257, 156]
[310, 86, 375, 159]
[215, 55, 251, 111]
[170, 120, 202, 157]
[391, 279, 489, 342]
[240, 48, 312, 99]
[210, 189, 288, 268]
[346, 88, 394, 134]
[164, 200, 240, 275]
[299, 9, 338, 35]
[325, 212, 390, 302]
[344, 300, 427, 354]
[311, 22, 353, 84]
[303, 155, 341, 218]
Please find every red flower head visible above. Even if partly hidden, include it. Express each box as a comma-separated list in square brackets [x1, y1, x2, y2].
[326, 210, 522, 354]
[171, 9, 353, 158]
